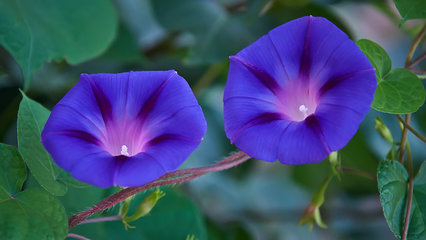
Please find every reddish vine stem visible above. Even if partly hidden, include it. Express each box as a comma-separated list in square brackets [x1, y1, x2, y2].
[401, 146, 414, 240]
[400, 23, 425, 240]
[68, 152, 251, 229]
[404, 23, 426, 67]
[80, 215, 122, 225]
[407, 52, 425, 69]
[398, 114, 411, 164]
[396, 115, 426, 142]
[407, 68, 426, 74]
[162, 151, 247, 178]
[66, 233, 90, 240]
[340, 166, 376, 180]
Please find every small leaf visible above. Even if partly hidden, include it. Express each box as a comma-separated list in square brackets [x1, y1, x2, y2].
[0, 188, 68, 240]
[357, 39, 426, 114]
[17, 92, 67, 196]
[357, 39, 392, 81]
[377, 160, 426, 239]
[393, 0, 426, 23]
[371, 68, 425, 114]
[0, 143, 27, 201]
[0, 0, 118, 89]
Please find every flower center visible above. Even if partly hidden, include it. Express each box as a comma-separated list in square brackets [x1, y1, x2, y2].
[102, 120, 149, 157]
[121, 145, 130, 156]
[298, 104, 309, 118]
[276, 82, 318, 122]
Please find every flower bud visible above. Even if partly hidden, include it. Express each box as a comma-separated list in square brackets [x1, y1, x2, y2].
[374, 117, 393, 143]
[122, 189, 165, 228]
[299, 174, 333, 230]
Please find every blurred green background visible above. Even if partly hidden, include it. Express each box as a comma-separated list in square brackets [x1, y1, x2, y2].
[0, 0, 425, 239]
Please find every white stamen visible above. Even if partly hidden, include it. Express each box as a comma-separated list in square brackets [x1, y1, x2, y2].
[299, 104, 309, 118]
[121, 145, 129, 156]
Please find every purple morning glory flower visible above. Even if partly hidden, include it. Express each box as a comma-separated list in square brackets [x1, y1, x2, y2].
[41, 71, 206, 188]
[223, 16, 376, 164]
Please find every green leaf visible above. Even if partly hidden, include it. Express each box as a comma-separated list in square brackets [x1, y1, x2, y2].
[357, 39, 392, 81]
[357, 39, 426, 113]
[372, 68, 425, 114]
[413, 162, 426, 230]
[0, 143, 72, 239]
[17, 92, 67, 196]
[0, 143, 27, 201]
[393, 0, 426, 23]
[377, 160, 426, 240]
[0, 0, 118, 89]
[0, 188, 68, 240]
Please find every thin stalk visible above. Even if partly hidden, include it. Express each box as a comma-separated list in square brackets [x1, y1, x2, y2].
[68, 152, 251, 229]
[407, 68, 426, 74]
[401, 145, 414, 240]
[398, 114, 411, 164]
[396, 115, 426, 142]
[407, 52, 425, 69]
[80, 216, 122, 225]
[66, 233, 91, 240]
[400, 24, 424, 239]
[399, 23, 424, 164]
[340, 166, 376, 181]
[405, 23, 426, 67]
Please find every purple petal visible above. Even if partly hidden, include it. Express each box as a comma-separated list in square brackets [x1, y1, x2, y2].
[85, 71, 176, 121]
[305, 17, 350, 80]
[318, 68, 376, 114]
[70, 151, 116, 188]
[143, 106, 206, 171]
[42, 104, 105, 142]
[142, 73, 205, 129]
[117, 153, 166, 187]
[47, 77, 107, 132]
[224, 97, 284, 142]
[268, 16, 311, 81]
[42, 135, 105, 171]
[233, 120, 291, 162]
[314, 104, 363, 152]
[312, 40, 375, 89]
[224, 57, 280, 103]
[278, 117, 330, 164]
[235, 34, 290, 87]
